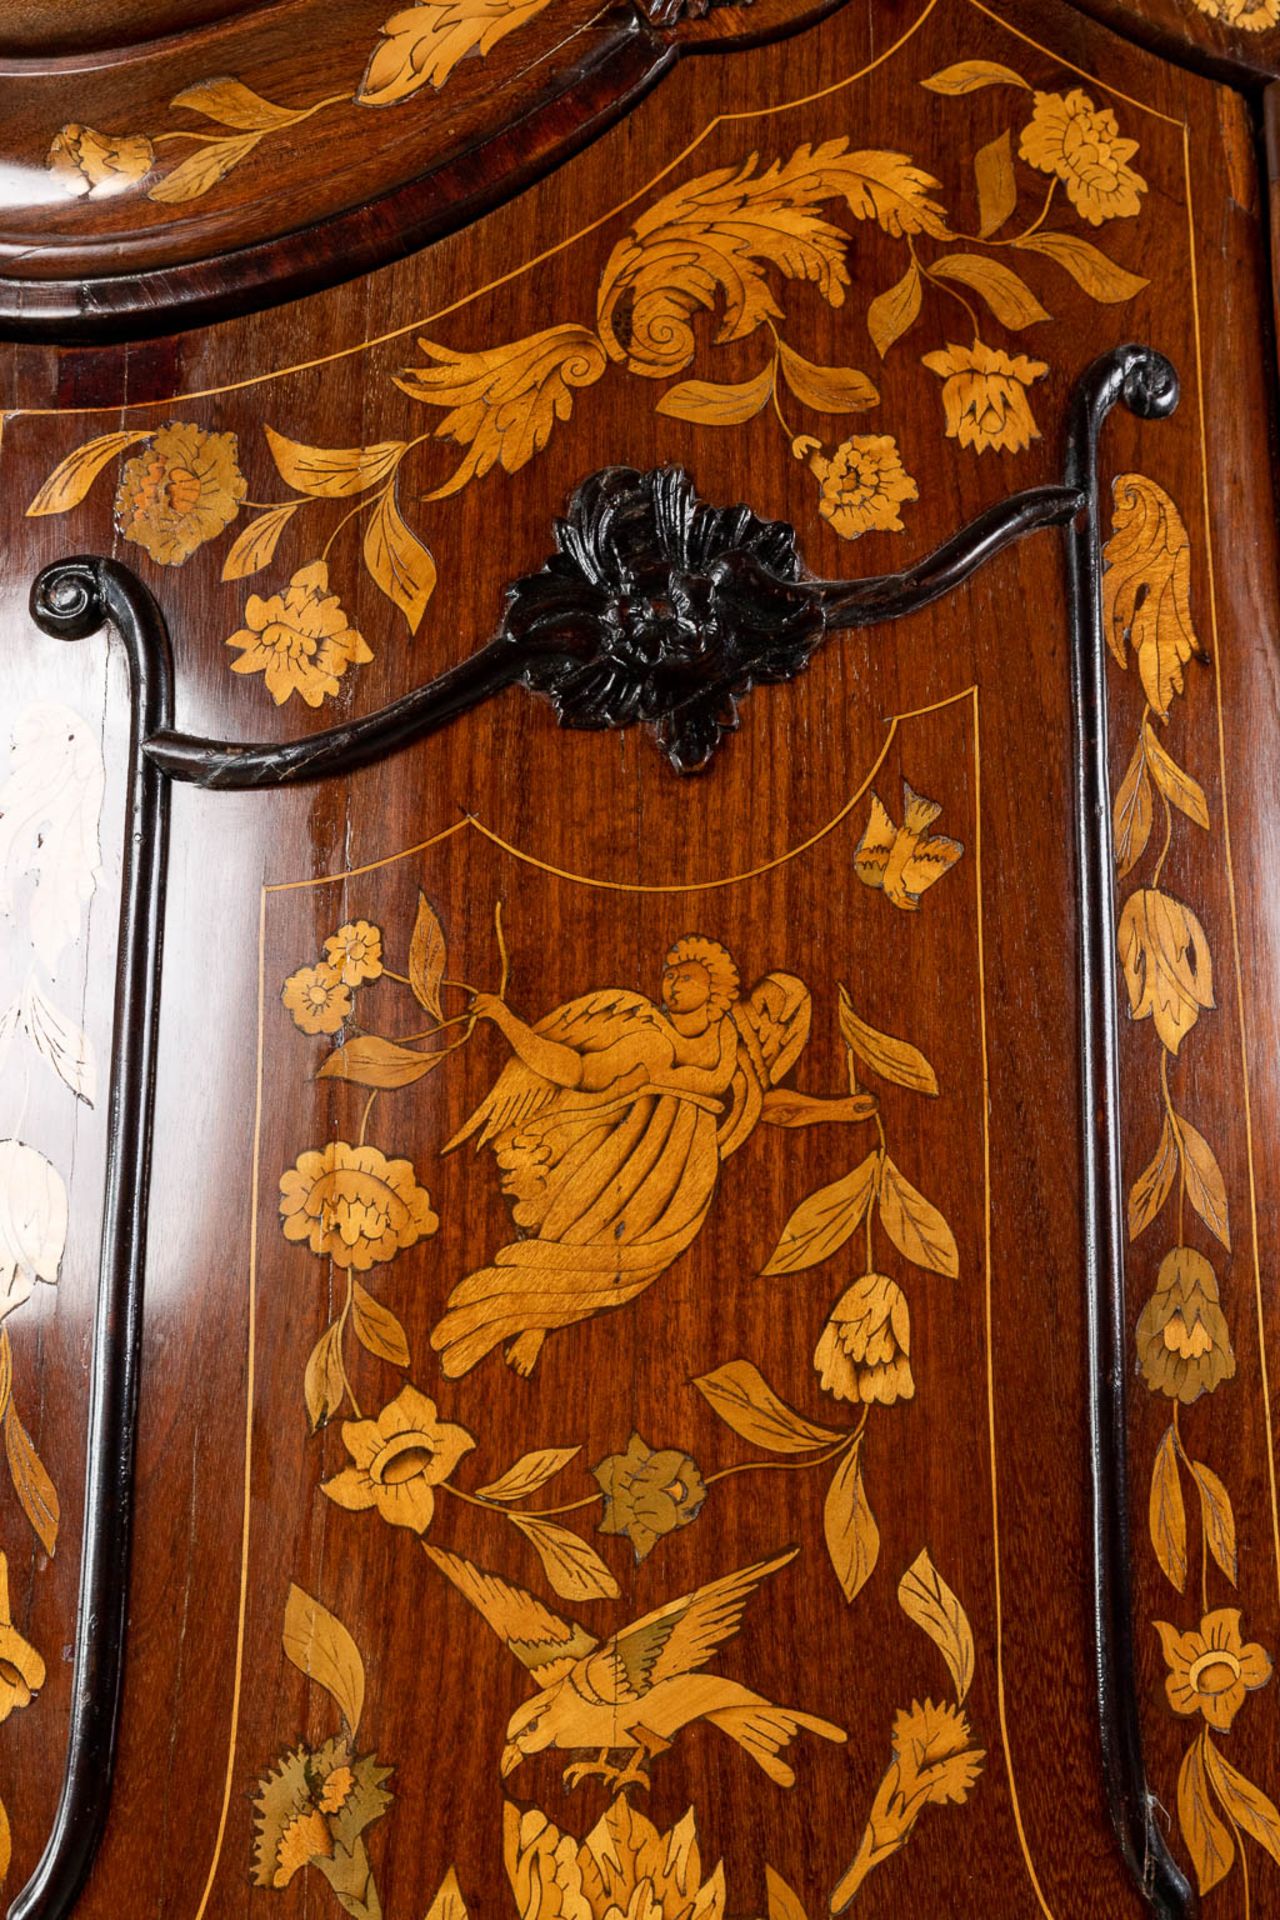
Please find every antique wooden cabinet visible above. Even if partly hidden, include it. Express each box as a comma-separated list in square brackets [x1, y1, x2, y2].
[4, 0, 1280, 1914]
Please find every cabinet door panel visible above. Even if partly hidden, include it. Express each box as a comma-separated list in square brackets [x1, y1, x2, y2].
[3, 3, 1280, 1917]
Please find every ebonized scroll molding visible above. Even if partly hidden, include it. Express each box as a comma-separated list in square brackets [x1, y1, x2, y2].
[1065, 346, 1195, 1920]
[146, 472, 1087, 784]
[13, 563, 173, 1920]
[22, 342, 1186, 1919]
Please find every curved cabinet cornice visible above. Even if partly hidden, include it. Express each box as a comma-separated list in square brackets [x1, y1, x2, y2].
[0, 0, 838, 344]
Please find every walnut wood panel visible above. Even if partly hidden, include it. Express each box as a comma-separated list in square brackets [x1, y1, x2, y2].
[3, 0, 1280, 1916]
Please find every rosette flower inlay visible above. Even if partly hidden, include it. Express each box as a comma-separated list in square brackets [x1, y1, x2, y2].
[281, 962, 353, 1036]
[808, 435, 919, 540]
[593, 1432, 706, 1560]
[279, 1142, 439, 1269]
[115, 422, 247, 566]
[1019, 89, 1147, 226]
[323, 921, 385, 987]
[227, 561, 373, 708]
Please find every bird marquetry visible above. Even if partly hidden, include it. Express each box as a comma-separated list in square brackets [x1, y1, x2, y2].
[853, 781, 964, 912]
[425, 1544, 846, 1793]
[256, 713, 987, 1914]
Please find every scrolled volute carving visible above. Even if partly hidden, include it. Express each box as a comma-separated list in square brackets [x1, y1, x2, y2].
[47, 342, 1171, 800]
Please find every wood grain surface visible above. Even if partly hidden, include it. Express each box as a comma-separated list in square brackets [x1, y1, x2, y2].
[1067, 0, 1280, 85]
[0, 0, 265, 56]
[3, 0, 1280, 1915]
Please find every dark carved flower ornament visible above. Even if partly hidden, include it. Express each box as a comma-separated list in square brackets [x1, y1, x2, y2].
[637, 0, 728, 22]
[500, 466, 827, 772]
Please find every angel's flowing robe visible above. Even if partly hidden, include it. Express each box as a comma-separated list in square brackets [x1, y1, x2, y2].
[430, 976, 808, 1376]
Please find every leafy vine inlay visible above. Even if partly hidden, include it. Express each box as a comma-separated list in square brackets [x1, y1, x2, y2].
[696, 974, 960, 1602]
[1104, 473, 1280, 1899]
[254, 1585, 392, 1918]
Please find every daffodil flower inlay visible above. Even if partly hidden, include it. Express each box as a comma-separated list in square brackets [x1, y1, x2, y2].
[1155, 1609, 1271, 1733]
[321, 1386, 476, 1533]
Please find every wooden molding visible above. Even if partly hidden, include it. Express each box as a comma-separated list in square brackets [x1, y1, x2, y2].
[0, 0, 838, 344]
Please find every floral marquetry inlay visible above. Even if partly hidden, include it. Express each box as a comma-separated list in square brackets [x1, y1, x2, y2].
[253, 1585, 393, 1915]
[113, 423, 247, 565]
[1185, 0, 1279, 27]
[15, 0, 1280, 1908]
[24, 48, 1157, 716]
[215, 671, 1014, 1916]
[42, 0, 565, 210]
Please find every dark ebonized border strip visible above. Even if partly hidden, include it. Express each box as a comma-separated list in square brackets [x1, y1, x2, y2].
[14, 561, 173, 1920]
[1064, 346, 1196, 1920]
[19, 344, 1191, 1918]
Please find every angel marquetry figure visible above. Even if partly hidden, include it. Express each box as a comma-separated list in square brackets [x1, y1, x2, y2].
[430, 935, 875, 1377]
